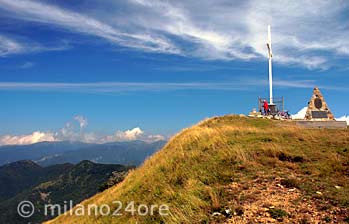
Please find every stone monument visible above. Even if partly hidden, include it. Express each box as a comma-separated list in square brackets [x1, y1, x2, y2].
[294, 87, 346, 129]
[304, 87, 334, 120]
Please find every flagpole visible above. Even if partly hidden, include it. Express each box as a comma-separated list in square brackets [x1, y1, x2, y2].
[267, 25, 273, 105]
[269, 51, 273, 104]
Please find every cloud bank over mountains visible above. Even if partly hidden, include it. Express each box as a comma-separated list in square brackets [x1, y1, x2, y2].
[0, 131, 55, 146]
[1, 110, 346, 146]
[0, 115, 165, 146]
[0, 0, 348, 69]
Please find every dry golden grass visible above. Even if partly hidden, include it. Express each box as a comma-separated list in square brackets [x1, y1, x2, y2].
[45, 115, 349, 224]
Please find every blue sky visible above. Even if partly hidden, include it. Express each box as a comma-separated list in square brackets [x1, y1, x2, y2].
[0, 0, 348, 145]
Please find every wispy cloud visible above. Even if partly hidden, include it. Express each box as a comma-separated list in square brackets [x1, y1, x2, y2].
[19, 62, 35, 69]
[0, 0, 348, 68]
[0, 81, 248, 92]
[0, 0, 179, 54]
[117, 0, 349, 68]
[154, 63, 256, 72]
[73, 115, 88, 129]
[0, 34, 71, 56]
[0, 35, 24, 56]
[0, 80, 346, 93]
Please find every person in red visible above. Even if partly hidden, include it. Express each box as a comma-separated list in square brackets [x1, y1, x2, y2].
[263, 100, 269, 115]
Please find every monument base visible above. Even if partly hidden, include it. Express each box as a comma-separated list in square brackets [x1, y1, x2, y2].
[294, 120, 347, 129]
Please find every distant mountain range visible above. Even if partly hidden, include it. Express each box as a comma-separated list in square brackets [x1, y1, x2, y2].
[0, 160, 133, 224]
[0, 140, 166, 167]
[0, 140, 166, 223]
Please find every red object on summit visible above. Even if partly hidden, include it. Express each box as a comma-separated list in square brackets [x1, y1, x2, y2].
[263, 101, 269, 110]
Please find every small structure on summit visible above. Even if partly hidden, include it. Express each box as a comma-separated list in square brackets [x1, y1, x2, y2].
[304, 87, 334, 120]
[294, 87, 347, 129]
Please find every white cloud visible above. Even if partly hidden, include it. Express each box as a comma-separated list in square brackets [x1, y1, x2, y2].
[56, 115, 89, 142]
[336, 115, 349, 125]
[73, 115, 88, 129]
[291, 107, 307, 120]
[103, 127, 166, 143]
[1, 0, 348, 68]
[0, 131, 55, 145]
[57, 121, 80, 142]
[115, 127, 144, 141]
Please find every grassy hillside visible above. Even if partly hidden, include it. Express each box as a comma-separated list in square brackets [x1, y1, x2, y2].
[46, 115, 349, 223]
